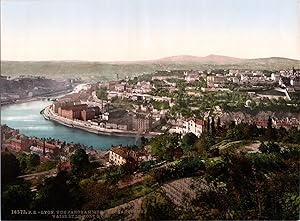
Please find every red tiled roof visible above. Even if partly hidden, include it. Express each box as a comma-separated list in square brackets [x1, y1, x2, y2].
[195, 119, 204, 126]
[186, 118, 204, 126]
[110, 146, 129, 159]
[62, 104, 88, 111]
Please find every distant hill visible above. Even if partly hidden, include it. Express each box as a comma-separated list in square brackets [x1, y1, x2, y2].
[244, 57, 300, 67]
[156, 54, 244, 64]
[1, 55, 300, 82]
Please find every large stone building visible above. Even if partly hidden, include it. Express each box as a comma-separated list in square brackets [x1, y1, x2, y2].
[132, 113, 152, 132]
[53, 102, 100, 121]
[81, 106, 99, 121]
[58, 104, 88, 120]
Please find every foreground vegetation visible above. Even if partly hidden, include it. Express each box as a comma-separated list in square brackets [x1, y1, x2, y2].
[1, 120, 300, 220]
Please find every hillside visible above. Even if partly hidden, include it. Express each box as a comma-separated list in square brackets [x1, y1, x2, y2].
[1, 55, 299, 82]
[156, 54, 244, 64]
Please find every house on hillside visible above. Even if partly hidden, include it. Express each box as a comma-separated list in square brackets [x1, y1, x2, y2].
[174, 118, 204, 137]
[109, 146, 131, 166]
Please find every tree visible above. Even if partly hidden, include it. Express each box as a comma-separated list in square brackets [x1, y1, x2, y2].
[96, 87, 108, 100]
[79, 178, 112, 210]
[2, 184, 33, 220]
[27, 153, 40, 168]
[1, 151, 21, 185]
[288, 127, 300, 144]
[140, 136, 148, 146]
[182, 132, 197, 149]
[226, 127, 243, 140]
[217, 117, 221, 131]
[140, 192, 176, 220]
[150, 133, 181, 160]
[206, 117, 210, 133]
[259, 142, 268, 153]
[267, 116, 272, 129]
[19, 154, 28, 174]
[239, 123, 259, 139]
[228, 121, 236, 129]
[34, 171, 83, 211]
[277, 127, 288, 141]
[280, 193, 300, 220]
[211, 117, 216, 137]
[70, 149, 90, 175]
[265, 127, 277, 141]
[194, 133, 215, 156]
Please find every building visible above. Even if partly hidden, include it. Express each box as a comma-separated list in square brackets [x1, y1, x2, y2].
[59, 104, 88, 120]
[81, 107, 96, 121]
[132, 113, 152, 132]
[54, 102, 100, 121]
[254, 119, 268, 128]
[206, 75, 226, 88]
[10, 135, 33, 152]
[291, 76, 300, 88]
[1, 125, 18, 143]
[35, 140, 60, 158]
[175, 118, 204, 137]
[115, 83, 126, 92]
[185, 73, 199, 82]
[108, 146, 130, 165]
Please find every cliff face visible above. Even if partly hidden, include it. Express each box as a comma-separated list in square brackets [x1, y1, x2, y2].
[0, 77, 70, 99]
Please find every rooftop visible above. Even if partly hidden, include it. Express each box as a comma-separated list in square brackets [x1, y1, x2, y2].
[110, 146, 130, 159]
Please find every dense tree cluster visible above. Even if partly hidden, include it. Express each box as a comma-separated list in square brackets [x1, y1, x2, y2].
[185, 147, 300, 220]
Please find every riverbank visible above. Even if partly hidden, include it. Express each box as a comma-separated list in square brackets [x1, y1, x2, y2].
[0, 89, 73, 106]
[1, 100, 137, 149]
[41, 105, 161, 138]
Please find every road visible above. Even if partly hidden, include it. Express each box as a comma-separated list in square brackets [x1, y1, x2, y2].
[18, 169, 57, 180]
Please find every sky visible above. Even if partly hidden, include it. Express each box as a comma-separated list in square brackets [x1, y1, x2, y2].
[1, 0, 300, 61]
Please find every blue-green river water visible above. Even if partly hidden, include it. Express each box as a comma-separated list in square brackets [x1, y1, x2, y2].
[1, 100, 137, 150]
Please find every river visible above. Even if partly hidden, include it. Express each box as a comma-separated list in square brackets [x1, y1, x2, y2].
[0, 100, 138, 150]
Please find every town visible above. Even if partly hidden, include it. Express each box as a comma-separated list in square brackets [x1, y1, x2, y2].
[40, 67, 300, 138]
[2, 0, 300, 219]
[1, 66, 300, 220]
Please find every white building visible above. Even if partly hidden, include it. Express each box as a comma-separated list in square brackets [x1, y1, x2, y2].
[185, 73, 199, 82]
[174, 118, 204, 137]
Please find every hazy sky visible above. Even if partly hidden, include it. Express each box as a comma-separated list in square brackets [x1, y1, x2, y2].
[1, 0, 300, 61]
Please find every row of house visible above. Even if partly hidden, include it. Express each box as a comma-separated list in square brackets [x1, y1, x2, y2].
[170, 115, 300, 137]
[100, 80, 152, 94]
[209, 68, 300, 90]
[1, 125, 77, 161]
[247, 117, 300, 129]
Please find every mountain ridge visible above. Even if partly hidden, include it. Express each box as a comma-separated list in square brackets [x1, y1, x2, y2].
[155, 54, 244, 64]
[2, 54, 300, 64]
[2, 55, 300, 81]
